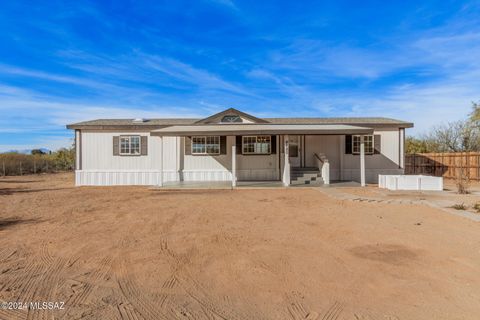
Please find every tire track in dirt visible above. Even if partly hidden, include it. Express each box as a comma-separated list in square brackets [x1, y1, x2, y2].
[117, 302, 144, 320]
[63, 256, 113, 310]
[38, 242, 54, 266]
[0, 254, 34, 293]
[157, 275, 178, 309]
[116, 258, 172, 320]
[320, 301, 344, 320]
[26, 258, 67, 320]
[160, 238, 248, 320]
[254, 253, 319, 320]
[12, 263, 44, 304]
[250, 235, 344, 320]
[0, 308, 26, 320]
[352, 310, 400, 320]
[286, 291, 319, 320]
[210, 233, 273, 320]
[0, 248, 18, 263]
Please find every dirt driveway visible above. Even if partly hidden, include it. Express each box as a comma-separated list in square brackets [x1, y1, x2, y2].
[1, 173, 479, 319]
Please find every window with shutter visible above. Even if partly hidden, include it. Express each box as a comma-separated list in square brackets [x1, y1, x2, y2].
[352, 135, 374, 155]
[345, 135, 352, 154]
[119, 136, 141, 155]
[191, 136, 220, 155]
[374, 134, 381, 154]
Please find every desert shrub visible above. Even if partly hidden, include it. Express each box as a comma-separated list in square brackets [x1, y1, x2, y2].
[473, 203, 480, 213]
[0, 146, 74, 176]
[455, 167, 470, 194]
[451, 203, 467, 210]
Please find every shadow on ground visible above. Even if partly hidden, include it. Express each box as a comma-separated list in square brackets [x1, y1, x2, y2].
[0, 188, 68, 196]
[0, 217, 42, 231]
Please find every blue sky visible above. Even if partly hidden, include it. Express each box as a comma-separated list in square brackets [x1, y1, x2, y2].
[0, 0, 479, 151]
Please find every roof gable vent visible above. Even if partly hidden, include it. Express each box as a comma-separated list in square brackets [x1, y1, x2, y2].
[221, 115, 242, 123]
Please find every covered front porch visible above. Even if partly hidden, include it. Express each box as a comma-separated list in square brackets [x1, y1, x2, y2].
[151, 124, 374, 188]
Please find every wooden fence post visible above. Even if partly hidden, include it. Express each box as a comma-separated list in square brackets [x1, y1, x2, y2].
[2, 160, 5, 177]
[19, 162, 22, 176]
[413, 154, 416, 174]
[33, 158, 36, 174]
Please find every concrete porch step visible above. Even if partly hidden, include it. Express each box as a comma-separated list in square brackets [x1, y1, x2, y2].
[290, 177, 324, 185]
[291, 167, 319, 172]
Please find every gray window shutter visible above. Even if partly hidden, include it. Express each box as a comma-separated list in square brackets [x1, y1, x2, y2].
[141, 136, 148, 155]
[374, 134, 381, 154]
[185, 136, 192, 155]
[271, 135, 276, 154]
[345, 135, 352, 154]
[236, 136, 242, 154]
[113, 136, 119, 156]
[220, 136, 227, 154]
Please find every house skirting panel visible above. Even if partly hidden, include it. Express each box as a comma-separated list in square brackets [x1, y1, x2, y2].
[75, 170, 167, 186]
[237, 169, 279, 181]
[75, 169, 281, 186]
[181, 170, 232, 181]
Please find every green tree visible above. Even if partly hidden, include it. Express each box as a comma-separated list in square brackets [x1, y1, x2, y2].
[405, 137, 430, 153]
[471, 101, 480, 124]
[31, 149, 45, 155]
[52, 146, 75, 170]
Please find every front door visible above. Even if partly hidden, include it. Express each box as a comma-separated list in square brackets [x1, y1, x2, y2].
[289, 135, 301, 167]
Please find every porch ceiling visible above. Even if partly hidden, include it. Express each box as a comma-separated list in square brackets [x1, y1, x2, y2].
[150, 124, 374, 136]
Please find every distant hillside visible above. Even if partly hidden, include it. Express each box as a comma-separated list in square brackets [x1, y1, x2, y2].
[3, 148, 51, 155]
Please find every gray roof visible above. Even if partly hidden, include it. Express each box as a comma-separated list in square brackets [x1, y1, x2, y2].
[265, 117, 413, 126]
[67, 116, 413, 129]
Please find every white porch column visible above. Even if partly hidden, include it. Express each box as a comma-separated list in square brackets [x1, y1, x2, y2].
[399, 128, 405, 169]
[360, 135, 366, 187]
[231, 144, 236, 188]
[159, 136, 163, 187]
[339, 135, 344, 181]
[283, 135, 290, 186]
[75, 129, 81, 170]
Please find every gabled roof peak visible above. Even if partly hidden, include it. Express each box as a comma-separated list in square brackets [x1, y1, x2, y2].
[194, 108, 269, 124]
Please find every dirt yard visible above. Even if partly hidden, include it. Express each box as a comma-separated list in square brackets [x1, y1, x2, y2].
[1, 173, 480, 320]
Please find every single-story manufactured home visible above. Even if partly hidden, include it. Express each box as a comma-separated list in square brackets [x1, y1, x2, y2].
[67, 108, 413, 187]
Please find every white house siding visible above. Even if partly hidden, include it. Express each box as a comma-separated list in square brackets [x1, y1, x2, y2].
[237, 154, 279, 180]
[183, 136, 280, 181]
[182, 136, 233, 181]
[77, 130, 177, 186]
[304, 128, 404, 183]
[77, 134, 280, 185]
[75, 129, 403, 186]
[304, 135, 342, 180]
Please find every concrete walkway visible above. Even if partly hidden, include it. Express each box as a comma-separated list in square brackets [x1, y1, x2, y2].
[157, 180, 286, 190]
[316, 187, 480, 222]
[156, 180, 362, 190]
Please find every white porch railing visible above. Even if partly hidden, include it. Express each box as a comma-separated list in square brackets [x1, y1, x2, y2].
[314, 153, 330, 185]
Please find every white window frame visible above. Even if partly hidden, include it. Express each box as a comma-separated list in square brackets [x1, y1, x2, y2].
[191, 136, 221, 155]
[352, 135, 374, 155]
[119, 135, 141, 156]
[242, 135, 271, 155]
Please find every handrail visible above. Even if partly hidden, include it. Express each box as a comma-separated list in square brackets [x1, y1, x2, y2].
[314, 153, 323, 164]
[314, 153, 330, 185]
[314, 153, 328, 163]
